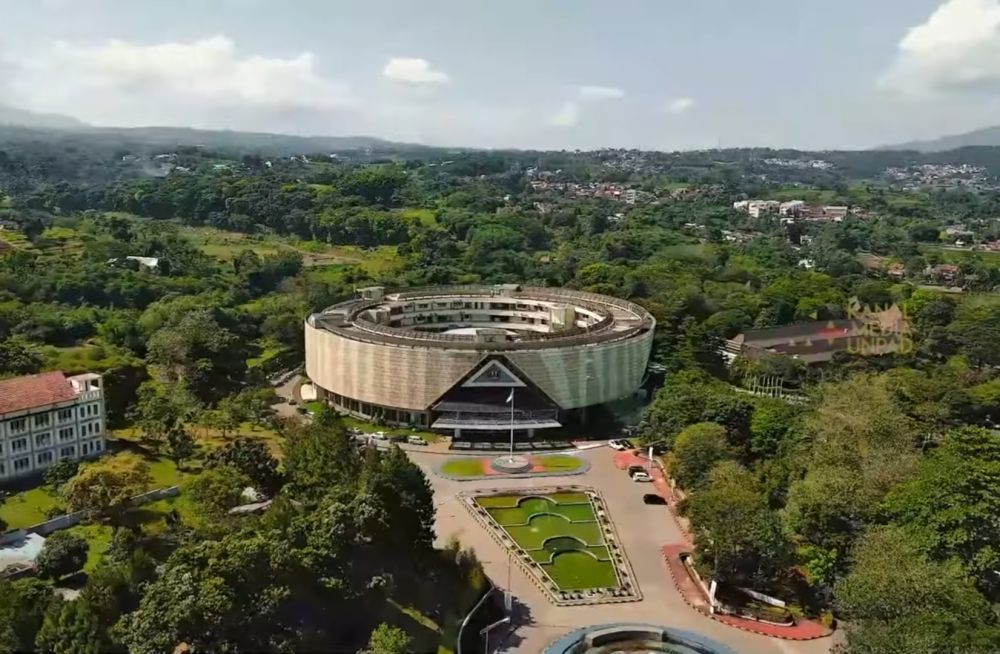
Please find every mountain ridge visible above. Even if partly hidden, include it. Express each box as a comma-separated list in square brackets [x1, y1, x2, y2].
[883, 124, 1000, 153]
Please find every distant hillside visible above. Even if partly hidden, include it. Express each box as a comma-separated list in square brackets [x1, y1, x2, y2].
[84, 125, 413, 155]
[0, 104, 87, 130]
[0, 105, 424, 155]
[885, 125, 1000, 153]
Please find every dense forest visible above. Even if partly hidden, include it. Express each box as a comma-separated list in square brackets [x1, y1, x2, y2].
[3, 128, 1000, 652]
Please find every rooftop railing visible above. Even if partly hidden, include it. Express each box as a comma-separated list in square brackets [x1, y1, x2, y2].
[309, 285, 654, 350]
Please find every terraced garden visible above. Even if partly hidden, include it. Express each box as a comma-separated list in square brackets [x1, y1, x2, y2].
[473, 491, 619, 591]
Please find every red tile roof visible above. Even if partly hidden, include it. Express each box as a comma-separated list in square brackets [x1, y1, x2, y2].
[0, 372, 76, 415]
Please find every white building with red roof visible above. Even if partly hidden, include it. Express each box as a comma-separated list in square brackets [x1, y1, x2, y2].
[0, 372, 106, 481]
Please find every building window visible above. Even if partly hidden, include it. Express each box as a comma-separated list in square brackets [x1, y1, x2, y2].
[13, 457, 30, 472]
[37, 451, 53, 465]
[58, 427, 75, 442]
[9, 418, 26, 432]
[0, 462, 5, 475]
[59, 446, 76, 458]
[34, 413, 50, 428]
[11, 438, 27, 453]
[35, 433, 52, 448]
[57, 409, 73, 421]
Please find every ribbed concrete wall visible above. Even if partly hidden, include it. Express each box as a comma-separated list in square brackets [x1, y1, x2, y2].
[507, 328, 654, 409]
[305, 320, 654, 411]
[305, 322, 483, 411]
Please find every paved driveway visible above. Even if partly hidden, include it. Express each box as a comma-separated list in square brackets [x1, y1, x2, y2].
[410, 448, 834, 654]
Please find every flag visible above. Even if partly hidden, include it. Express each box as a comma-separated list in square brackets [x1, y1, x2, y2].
[505, 389, 514, 404]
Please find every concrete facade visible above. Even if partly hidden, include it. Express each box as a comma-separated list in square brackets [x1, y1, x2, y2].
[305, 285, 655, 428]
[0, 373, 107, 481]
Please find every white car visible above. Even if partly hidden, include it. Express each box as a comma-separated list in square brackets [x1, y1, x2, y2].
[630, 470, 652, 482]
[406, 435, 427, 446]
[372, 431, 389, 441]
[608, 439, 628, 451]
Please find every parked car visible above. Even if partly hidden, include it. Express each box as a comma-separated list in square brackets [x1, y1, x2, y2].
[642, 493, 667, 505]
[406, 435, 427, 446]
[607, 439, 629, 450]
[372, 431, 389, 441]
[630, 470, 652, 482]
[626, 464, 647, 475]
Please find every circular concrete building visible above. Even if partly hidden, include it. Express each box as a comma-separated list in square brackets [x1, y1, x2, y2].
[304, 285, 654, 439]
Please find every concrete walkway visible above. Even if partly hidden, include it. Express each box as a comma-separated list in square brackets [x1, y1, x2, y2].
[410, 447, 834, 654]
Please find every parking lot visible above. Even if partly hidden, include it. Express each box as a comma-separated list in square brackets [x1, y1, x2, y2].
[408, 446, 834, 654]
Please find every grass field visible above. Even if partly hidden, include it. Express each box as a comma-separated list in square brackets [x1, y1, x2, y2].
[474, 492, 617, 590]
[920, 244, 1000, 264]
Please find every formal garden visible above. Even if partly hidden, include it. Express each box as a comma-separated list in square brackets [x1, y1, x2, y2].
[465, 487, 640, 605]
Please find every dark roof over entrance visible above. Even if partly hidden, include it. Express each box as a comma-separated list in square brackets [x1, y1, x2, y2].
[433, 386, 555, 414]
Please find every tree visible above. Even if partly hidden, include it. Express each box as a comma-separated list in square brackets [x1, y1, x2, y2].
[233, 387, 277, 429]
[784, 374, 920, 574]
[207, 437, 282, 495]
[885, 427, 1000, 595]
[63, 453, 153, 520]
[749, 398, 801, 457]
[146, 309, 248, 401]
[35, 598, 101, 654]
[36, 531, 88, 580]
[282, 421, 359, 500]
[641, 370, 748, 447]
[0, 578, 54, 652]
[188, 465, 251, 519]
[0, 335, 43, 375]
[686, 461, 786, 585]
[165, 424, 196, 470]
[361, 623, 411, 654]
[43, 459, 80, 491]
[670, 423, 736, 490]
[835, 526, 1000, 654]
[113, 531, 347, 654]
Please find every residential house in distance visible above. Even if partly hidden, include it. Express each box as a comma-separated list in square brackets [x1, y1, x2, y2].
[805, 205, 848, 222]
[733, 200, 780, 218]
[928, 263, 960, 284]
[0, 372, 106, 481]
[887, 262, 906, 280]
[779, 200, 806, 217]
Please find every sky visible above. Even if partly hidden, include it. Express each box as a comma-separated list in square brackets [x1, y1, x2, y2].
[1, 0, 1000, 151]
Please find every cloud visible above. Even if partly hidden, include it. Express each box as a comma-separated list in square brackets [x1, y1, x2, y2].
[549, 101, 580, 127]
[382, 57, 450, 85]
[666, 97, 696, 114]
[2, 35, 357, 130]
[880, 0, 1000, 95]
[577, 85, 625, 101]
[549, 85, 625, 127]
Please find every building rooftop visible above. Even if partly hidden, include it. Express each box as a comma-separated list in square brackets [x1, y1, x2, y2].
[0, 371, 77, 415]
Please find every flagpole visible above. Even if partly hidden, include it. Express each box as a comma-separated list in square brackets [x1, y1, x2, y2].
[509, 388, 515, 463]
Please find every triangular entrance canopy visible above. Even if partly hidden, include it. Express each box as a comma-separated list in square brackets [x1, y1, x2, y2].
[461, 359, 526, 388]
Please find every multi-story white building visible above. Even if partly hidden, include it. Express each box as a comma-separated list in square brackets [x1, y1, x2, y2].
[0, 372, 106, 481]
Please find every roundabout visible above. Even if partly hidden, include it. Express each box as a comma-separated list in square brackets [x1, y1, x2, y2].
[490, 454, 533, 474]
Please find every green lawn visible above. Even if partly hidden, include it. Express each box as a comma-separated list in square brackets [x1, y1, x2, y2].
[537, 455, 585, 473]
[474, 491, 619, 591]
[64, 523, 113, 573]
[0, 486, 63, 529]
[440, 458, 485, 477]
